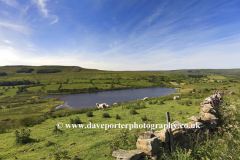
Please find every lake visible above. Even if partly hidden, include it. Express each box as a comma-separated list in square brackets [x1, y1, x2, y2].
[43, 87, 178, 109]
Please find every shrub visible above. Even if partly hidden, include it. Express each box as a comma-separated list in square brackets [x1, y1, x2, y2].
[116, 114, 121, 119]
[130, 109, 138, 115]
[102, 113, 110, 118]
[159, 101, 164, 105]
[52, 125, 64, 134]
[141, 115, 148, 121]
[70, 116, 82, 124]
[152, 100, 158, 104]
[15, 128, 32, 144]
[86, 111, 93, 117]
[20, 116, 44, 127]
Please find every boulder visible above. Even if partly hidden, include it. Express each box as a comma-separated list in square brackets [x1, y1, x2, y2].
[139, 131, 155, 139]
[201, 104, 213, 108]
[154, 130, 169, 143]
[202, 113, 218, 120]
[112, 149, 145, 160]
[204, 97, 213, 104]
[136, 137, 162, 156]
[199, 111, 205, 117]
[201, 104, 213, 112]
[188, 116, 201, 122]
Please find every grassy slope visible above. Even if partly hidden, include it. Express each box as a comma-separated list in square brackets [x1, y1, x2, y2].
[0, 94, 207, 160]
[0, 66, 240, 159]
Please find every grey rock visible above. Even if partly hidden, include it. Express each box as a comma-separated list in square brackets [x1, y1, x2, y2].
[112, 149, 145, 160]
[136, 137, 162, 156]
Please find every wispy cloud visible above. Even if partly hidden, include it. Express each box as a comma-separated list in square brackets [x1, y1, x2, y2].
[50, 15, 58, 25]
[0, 22, 31, 34]
[33, 0, 59, 24]
[33, 0, 48, 17]
[1, 0, 18, 8]
[3, 40, 12, 44]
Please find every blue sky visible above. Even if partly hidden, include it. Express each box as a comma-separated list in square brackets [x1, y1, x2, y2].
[0, 0, 240, 70]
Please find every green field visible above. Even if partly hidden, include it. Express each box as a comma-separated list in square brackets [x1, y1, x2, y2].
[0, 66, 240, 159]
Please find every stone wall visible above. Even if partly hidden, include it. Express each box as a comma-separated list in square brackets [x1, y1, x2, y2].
[112, 91, 223, 160]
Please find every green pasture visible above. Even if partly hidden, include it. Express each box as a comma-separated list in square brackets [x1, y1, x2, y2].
[61, 83, 95, 89]
[0, 66, 240, 159]
[0, 93, 205, 160]
[207, 75, 226, 79]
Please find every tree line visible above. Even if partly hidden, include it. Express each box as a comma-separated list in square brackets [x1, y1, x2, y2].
[37, 69, 62, 74]
[16, 68, 34, 73]
[0, 72, 7, 76]
[0, 80, 35, 86]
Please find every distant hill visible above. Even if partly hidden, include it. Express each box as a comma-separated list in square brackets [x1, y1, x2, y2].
[1, 66, 240, 77]
[159, 69, 240, 77]
[134, 69, 240, 77]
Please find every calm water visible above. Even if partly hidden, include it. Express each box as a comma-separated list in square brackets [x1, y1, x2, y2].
[43, 87, 178, 109]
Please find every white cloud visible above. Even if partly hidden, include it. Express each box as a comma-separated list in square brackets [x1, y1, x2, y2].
[33, 0, 59, 24]
[50, 16, 58, 25]
[0, 22, 31, 34]
[0, 37, 240, 71]
[1, 0, 18, 8]
[33, 0, 48, 17]
[3, 40, 12, 44]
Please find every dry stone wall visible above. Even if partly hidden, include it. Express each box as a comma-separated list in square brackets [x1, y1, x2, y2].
[112, 91, 223, 160]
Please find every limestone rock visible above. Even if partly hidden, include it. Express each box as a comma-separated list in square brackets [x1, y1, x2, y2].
[188, 116, 201, 122]
[202, 113, 218, 120]
[199, 111, 205, 117]
[112, 149, 145, 160]
[201, 104, 213, 113]
[201, 104, 213, 108]
[154, 130, 169, 143]
[139, 131, 155, 139]
[136, 137, 162, 156]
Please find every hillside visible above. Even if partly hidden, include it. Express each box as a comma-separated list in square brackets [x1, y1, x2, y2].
[0, 66, 240, 159]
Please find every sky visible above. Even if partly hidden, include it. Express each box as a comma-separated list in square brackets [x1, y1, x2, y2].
[0, 0, 240, 71]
